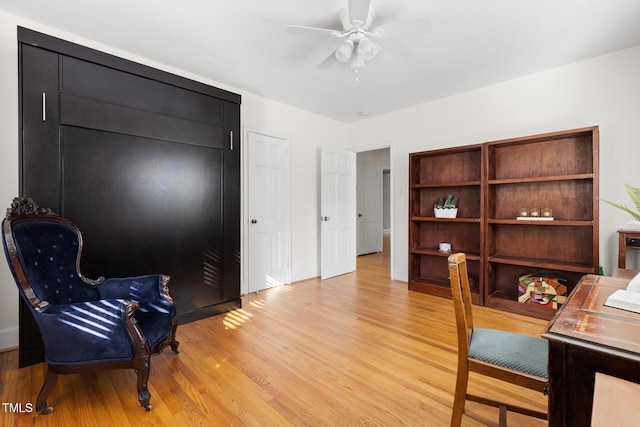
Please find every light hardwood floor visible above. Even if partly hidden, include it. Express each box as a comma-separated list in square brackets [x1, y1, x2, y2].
[1, 247, 548, 426]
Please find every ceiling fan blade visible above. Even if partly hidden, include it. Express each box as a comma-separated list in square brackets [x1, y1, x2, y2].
[348, 0, 371, 27]
[287, 25, 341, 38]
[316, 51, 338, 69]
[374, 43, 398, 64]
[372, 16, 432, 39]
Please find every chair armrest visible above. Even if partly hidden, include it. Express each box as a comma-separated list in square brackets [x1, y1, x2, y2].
[35, 299, 141, 364]
[98, 274, 174, 305]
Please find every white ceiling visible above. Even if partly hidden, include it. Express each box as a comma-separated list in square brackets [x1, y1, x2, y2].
[2, 0, 640, 123]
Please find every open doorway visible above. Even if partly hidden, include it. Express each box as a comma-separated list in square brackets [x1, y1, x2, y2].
[355, 146, 392, 276]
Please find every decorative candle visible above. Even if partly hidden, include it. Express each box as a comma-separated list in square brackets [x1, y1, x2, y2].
[519, 208, 528, 217]
[542, 208, 552, 217]
[530, 208, 540, 217]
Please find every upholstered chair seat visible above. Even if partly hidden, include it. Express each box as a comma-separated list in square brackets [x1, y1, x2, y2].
[468, 328, 548, 379]
[99, 275, 177, 352]
[2, 197, 179, 413]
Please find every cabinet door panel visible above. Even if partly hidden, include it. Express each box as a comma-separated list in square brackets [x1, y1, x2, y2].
[221, 100, 241, 302]
[61, 56, 223, 126]
[60, 93, 225, 148]
[20, 44, 61, 210]
[61, 126, 226, 312]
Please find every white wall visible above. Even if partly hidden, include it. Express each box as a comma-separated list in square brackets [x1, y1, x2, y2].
[0, 13, 20, 351]
[348, 44, 640, 281]
[0, 11, 347, 350]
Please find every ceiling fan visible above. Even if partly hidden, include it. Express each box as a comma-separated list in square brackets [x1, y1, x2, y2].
[287, 0, 431, 72]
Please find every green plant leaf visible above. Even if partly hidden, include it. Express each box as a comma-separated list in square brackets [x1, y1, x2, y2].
[602, 183, 640, 222]
[443, 194, 458, 209]
[626, 183, 640, 213]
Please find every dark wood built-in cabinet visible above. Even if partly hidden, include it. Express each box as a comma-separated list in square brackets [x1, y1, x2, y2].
[17, 27, 241, 366]
[409, 126, 599, 319]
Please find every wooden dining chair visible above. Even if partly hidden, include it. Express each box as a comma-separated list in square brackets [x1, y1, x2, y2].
[447, 253, 548, 426]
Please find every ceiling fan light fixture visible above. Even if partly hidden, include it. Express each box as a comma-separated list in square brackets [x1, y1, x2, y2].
[335, 39, 355, 63]
[359, 38, 378, 61]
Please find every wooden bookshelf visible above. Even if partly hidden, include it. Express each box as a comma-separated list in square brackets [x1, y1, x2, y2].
[408, 126, 599, 319]
[484, 126, 599, 319]
[408, 144, 484, 304]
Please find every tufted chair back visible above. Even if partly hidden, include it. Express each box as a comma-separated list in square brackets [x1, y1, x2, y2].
[8, 218, 101, 306]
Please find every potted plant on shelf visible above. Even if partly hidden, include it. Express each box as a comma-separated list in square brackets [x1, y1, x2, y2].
[434, 194, 459, 218]
[602, 183, 640, 228]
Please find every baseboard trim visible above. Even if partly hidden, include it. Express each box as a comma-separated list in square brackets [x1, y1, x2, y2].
[178, 299, 242, 324]
[393, 269, 408, 283]
[0, 326, 18, 353]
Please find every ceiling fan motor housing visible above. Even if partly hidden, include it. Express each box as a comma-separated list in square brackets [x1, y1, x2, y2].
[339, 7, 375, 31]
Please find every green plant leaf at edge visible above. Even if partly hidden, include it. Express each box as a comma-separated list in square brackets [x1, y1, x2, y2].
[626, 183, 640, 213]
[601, 183, 640, 222]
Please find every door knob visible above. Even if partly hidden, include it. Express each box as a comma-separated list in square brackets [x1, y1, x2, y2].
[251, 219, 257, 224]
[358, 213, 363, 217]
[321, 216, 329, 221]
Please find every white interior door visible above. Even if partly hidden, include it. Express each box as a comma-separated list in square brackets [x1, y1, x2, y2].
[247, 130, 291, 293]
[321, 146, 356, 279]
[357, 163, 382, 255]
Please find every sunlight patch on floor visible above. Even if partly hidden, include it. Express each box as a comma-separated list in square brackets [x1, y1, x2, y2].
[223, 308, 254, 330]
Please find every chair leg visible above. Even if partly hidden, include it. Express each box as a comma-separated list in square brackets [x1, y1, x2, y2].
[451, 360, 469, 427]
[467, 394, 548, 423]
[169, 323, 179, 354]
[36, 368, 58, 414]
[499, 404, 507, 427]
[136, 354, 152, 411]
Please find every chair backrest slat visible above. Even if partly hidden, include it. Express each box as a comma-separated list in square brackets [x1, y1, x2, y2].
[448, 253, 473, 357]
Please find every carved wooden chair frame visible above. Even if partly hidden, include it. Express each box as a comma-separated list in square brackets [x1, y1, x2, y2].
[2, 197, 178, 413]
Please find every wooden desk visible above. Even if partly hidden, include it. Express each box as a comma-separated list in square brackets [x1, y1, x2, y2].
[543, 274, 640, 426]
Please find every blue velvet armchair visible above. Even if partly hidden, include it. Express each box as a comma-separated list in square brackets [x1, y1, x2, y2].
[2, 197, 179, 413]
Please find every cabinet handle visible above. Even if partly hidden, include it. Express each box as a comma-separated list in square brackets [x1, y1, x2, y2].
[229, 130, 234, 151]
[42, 92, 46, 122]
